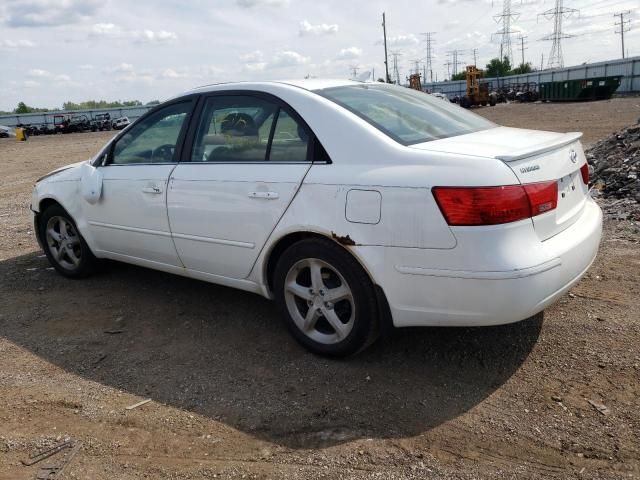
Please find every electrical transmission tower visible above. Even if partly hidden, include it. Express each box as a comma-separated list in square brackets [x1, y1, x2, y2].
[539, 0, 578, 69]
[420, 32, 436, 82]
[445, 50, 464, 79]
[493, 0, 520, 65]
[349, 65, 360, 79]
[411, 59, 421, 75]
[614, 11, 631, 59]
[390, 51, 402, 85]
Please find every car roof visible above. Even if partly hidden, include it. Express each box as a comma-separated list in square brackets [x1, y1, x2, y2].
[187, 79, 364, 95]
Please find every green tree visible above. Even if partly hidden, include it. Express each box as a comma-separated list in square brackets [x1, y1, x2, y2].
[485, 56, 512, 77]
[451, 71, 467, 81]
[511, 62, 534, 75]
[14, 102, 31, 114]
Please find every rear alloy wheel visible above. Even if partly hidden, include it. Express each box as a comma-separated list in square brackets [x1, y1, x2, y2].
[274, 238, 379, 356]
[39, 205, 97, 278]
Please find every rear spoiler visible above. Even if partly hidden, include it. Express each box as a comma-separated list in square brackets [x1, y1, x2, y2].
[496, 132, 583, 162]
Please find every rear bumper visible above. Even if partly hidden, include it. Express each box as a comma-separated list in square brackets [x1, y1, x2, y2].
[355, 199, 602, 327]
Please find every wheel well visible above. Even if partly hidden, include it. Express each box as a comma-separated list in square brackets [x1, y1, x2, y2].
[39, 198, 61, 213]
[264, 231, 394, 332]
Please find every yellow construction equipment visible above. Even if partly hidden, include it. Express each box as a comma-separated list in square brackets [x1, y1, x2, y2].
[15, 127, 28, 141]
[459, 65, 496, 108]
[408, 73, 423, 91]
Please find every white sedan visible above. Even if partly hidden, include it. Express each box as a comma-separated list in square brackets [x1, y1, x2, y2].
[31, 80, 602, 356]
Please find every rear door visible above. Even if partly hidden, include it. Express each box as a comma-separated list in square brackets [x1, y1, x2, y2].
[167, 92, 316, 279]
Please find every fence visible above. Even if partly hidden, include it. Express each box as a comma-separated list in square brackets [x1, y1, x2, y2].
[0, 105, 153, 128]
[423, 56, 640, 98]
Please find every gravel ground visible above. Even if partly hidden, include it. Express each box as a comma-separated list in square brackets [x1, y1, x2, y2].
[0, 99, 639, 479]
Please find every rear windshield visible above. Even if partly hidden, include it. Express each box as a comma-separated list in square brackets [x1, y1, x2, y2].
[315, 84, 496, 145]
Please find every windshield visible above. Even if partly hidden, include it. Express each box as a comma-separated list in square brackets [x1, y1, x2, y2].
[315, 84, 496, 145]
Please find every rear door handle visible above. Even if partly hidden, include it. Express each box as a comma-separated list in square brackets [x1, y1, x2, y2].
[142, 186, 162, 194]
[248, 191, 279, 199]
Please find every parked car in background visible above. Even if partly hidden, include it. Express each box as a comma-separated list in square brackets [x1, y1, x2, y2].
[30, 80, 602, 356]
[112, 116, 130, 130]
[431, 92, 449, 101]
[0, 124, 12, 138]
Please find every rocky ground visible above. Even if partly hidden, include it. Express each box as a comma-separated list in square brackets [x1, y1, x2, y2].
[0, 98, 639, 479]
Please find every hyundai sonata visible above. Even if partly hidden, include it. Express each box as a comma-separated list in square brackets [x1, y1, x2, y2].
[31, 80, 602, 356]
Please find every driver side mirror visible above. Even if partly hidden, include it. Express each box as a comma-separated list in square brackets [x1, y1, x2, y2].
[80, 162, 103, 204]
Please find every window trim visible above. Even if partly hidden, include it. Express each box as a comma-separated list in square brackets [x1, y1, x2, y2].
[183, 90, 330, 165]
[97, 95, 198, 167]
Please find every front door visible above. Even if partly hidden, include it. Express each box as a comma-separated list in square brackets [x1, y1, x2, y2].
[85, 100, 195, 266]
[167, 93, 313, 279]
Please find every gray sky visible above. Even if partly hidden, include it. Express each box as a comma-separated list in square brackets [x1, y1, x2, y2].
[0, 0, 638, 110]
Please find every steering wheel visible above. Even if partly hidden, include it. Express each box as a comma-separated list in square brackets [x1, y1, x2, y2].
[151, 144, 175, 162]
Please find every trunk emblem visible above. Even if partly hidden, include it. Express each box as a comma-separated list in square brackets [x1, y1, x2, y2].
[570, 149, 577, 163]
[520, 164, 540, 174]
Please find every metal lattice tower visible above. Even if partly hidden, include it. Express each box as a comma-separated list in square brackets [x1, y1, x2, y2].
[390, 51, 402, 85]
[420, 32, 436, 82]
[539, 0, 578, 69]
[493, 0, 520, 65]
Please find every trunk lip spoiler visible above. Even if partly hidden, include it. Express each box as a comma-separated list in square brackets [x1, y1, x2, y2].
[496, 132, 583, 162]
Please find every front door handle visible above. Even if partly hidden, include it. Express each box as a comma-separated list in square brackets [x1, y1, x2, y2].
[248, 191, 279, 200]
[142, 186, 162, 194]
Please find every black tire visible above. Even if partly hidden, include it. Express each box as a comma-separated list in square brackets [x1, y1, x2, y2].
[273, 237, 380, 357]
[39, 204, 97, 278]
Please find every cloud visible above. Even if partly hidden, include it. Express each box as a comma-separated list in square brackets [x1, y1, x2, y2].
[236, 0, 289, 7]
[1, 0, 102, 27]
[89, 23, 178, 44]
[0, 39, 36, 49]
[270, 50, 310, 68]
[338, 47, 362, 60]
[239, 50, 264, 63]
[23, 80, 40, 88]
[386, 34, 420, 47]
[298, 20, 338, 36]
[109, 63, 135, 74]
[160, 68, 189, 79]
[27, 69, 52, 78]
[78, 64, 95, 70]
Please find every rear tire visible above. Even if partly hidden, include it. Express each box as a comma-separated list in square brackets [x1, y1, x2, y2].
[273, 238, 380, 357]
[39, 204, 97, 278]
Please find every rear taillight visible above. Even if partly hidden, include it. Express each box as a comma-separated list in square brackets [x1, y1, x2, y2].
[433, 181, 558, 226]
[580, 163, 589, 185]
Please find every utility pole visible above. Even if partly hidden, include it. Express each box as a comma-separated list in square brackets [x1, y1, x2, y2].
[493, 0, 520, 65]
[539, 0, 578, 69]
[518, 35, 528, 66]
[446, 50, 464, 78]
[472, 48, 478, 66]
[540, 53, 544, 70]
[382, 13, 390, 83]
[420, 32, 436, 82]
[614, 11, 631, 59]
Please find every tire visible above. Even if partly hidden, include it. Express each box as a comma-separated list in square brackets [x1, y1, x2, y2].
[39, 204, 97, 278]
[273, 238, 380, 357]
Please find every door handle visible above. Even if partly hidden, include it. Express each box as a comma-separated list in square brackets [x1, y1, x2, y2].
[248, 191, 279, 200]
[142, 186, 162, 194]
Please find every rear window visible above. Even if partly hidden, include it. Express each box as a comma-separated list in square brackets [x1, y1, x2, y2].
[316, 84, 496, 145]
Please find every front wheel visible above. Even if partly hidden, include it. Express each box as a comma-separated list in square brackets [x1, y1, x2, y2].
[273, 238, 380, 357]
[39, 205, 97, 278]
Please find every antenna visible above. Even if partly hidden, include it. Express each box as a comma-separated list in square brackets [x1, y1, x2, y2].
[493, 0, 520, 65]
[420, 32, 436, 83]
[614, 11, 631, 59]
[538, 0, 578, 69]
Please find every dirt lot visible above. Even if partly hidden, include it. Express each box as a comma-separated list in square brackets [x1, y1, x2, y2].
[1, 98, 639, 479]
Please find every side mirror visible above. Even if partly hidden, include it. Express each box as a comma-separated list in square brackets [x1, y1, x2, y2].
[80, 162, 103, 204]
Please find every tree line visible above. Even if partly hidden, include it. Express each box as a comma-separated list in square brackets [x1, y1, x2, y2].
[2, 100, 161, 115]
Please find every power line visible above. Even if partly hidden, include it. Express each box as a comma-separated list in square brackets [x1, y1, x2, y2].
[493, 0, 520, 65]
[539, 0, 579, 69]
[420, 32, 436, 83]
[614, 11, 632, 59]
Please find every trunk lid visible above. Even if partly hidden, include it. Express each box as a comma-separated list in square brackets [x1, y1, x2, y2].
[411, 126, 589, 240]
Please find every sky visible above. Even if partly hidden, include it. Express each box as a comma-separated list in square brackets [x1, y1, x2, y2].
[0, 0, 638, 111]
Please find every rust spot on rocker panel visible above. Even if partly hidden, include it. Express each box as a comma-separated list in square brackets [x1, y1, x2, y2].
[331, 232, 357, 246]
